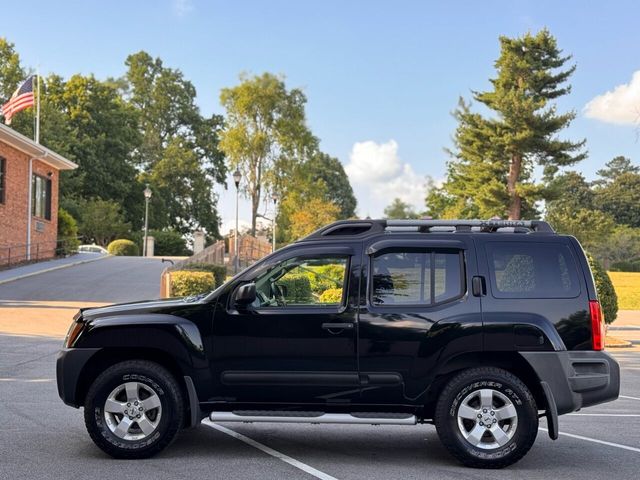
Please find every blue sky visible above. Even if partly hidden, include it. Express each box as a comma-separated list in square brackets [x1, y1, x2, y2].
[5, 0, 640, 230]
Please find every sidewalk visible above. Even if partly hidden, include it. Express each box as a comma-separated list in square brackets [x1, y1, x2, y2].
[0, 253, 108, 286]
[612, 310, 640, 327]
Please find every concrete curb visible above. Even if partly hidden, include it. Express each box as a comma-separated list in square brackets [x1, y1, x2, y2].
[0, 255, 111, 286]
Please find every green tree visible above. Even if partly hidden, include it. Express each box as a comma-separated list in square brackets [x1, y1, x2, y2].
[428, 30, 585, 220]
[278, 187, 341, 243]
[594, 170, 640, 227]
[78, 199, 131, 246]
[0, 38, 25, 102]
[545, 171, 595, 213]
[546, 207, 616, 249]
[57, 208, 80, 255]
[596, 156, 639, 183]
[384, 198, 420, 219]
[589, 225, 640, 270]
[219, 73, 317, 235]
[304, 152, 356, 218]
[125, 51, 226, 236]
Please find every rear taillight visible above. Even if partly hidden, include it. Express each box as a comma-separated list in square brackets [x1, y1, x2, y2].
[589, 300, 605, 351]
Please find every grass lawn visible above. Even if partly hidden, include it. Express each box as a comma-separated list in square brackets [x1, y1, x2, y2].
[608, 272, 640, 310]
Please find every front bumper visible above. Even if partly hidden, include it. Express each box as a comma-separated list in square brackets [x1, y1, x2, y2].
[521, 350, 620, 415]
[56, 348, 101, 408]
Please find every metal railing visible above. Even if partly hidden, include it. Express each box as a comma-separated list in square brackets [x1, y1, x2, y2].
[0, 236, 81, 270]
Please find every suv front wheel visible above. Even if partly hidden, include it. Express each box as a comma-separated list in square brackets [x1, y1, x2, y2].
[84, 360, 184, 459]
[434, 367, 538, 468]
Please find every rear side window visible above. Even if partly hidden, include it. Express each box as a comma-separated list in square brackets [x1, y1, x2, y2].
[486, 242, 580, 299]
[371, 249, 463, 306]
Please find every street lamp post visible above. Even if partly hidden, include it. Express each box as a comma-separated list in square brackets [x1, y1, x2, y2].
[143, 185, 152, 257]
[233, 169, 242, 273]
[271, 193, 279, 253]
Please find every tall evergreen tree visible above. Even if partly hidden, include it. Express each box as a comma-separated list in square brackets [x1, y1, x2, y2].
[427, 30, 586, 220]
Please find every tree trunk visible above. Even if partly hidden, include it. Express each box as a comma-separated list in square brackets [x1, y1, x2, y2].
[507, 154, 522, 220]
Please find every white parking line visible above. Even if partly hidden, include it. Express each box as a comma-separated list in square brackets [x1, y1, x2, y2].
[203, 421, 339, 480]
[0, 378, 54, 382]
[620, 395, 640, 401]
[541, 427, 640, 453]
[568, 414, 640, 417]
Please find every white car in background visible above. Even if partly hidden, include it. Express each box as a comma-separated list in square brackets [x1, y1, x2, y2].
[77, 244, 108, 255]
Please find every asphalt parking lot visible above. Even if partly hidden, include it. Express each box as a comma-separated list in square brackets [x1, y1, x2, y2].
[1, 333, 638, 480]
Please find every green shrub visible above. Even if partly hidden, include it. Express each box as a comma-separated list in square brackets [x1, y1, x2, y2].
[301, 264, 346, 295]
[107, 239, 139, 256]
[150, 230, 191, 256]
[178, 263, 227, 287]
[586, 253, 618, 324]
[57, 208, 80, 256]
[170, 271, 215, 297]
[610, 261, 640, 272]
[319, 288, 343, 304]
[277, 274, 312, 303]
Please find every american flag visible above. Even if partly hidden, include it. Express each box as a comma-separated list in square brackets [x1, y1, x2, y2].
[1, 76, 35, 125]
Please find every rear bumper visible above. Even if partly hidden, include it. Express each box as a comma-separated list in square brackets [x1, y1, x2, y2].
[520, 350, 620, 415]
[56, 348, 101, 408]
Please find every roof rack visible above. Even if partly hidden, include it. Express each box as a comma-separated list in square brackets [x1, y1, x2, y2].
[301, 219, 554, 241]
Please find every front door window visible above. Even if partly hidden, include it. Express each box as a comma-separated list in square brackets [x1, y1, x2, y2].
[253, 256, 348, 308]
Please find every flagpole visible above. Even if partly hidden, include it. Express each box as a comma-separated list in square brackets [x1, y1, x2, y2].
[35, 73, 40, 144]
[27, 73, 40, 261]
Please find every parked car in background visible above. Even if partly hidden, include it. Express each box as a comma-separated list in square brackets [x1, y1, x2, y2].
[56, 219, 619, 468]
[77, 244, 108, 255]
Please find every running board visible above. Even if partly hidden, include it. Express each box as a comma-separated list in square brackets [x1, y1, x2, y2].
[209, 411, 417, 425]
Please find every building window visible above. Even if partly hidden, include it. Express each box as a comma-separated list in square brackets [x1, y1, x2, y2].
[32, 174, 52, 220]
[0, 156, 6, 204]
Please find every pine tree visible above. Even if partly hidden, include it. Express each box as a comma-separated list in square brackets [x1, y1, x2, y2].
[427, 30, 586, 220]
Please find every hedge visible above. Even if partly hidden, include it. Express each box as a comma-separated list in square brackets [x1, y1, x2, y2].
[178, 263, 227, 287]
[319, 288, 343, 304]
[107, 239, 139, 256]
[170, 271, 215, 297]
[277, 274, 312, 303]
[586, 253, 618, 324]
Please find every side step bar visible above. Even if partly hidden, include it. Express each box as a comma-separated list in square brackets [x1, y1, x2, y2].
[209, 411, 417, 425]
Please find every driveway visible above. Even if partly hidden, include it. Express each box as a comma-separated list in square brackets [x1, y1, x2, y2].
[0, 256, 168, 303]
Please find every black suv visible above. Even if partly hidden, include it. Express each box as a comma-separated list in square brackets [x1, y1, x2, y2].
[56, 219, 620, 468]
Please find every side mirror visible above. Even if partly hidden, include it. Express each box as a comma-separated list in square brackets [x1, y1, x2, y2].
[235, 283, 256, 306]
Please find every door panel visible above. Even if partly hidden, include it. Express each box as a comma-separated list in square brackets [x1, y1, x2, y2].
[357, 235, 483, 405]
[209, 248, 361, 406]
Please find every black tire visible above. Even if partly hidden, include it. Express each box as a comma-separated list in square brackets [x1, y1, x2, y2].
[434, 367, 538, 469]
[84, 360, 184, 459]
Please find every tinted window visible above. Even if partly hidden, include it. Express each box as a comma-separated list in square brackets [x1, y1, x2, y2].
[253, 256, 348, 308]
[372, 249, 463, 306]
[487, 242, 580, 298]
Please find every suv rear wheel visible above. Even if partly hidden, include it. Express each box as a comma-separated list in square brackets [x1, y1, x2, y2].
[84, 360, 184, 459]
[434, 367, 538, 468]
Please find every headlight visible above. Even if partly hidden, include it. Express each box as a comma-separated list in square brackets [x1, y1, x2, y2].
[64, 318, 85, 348]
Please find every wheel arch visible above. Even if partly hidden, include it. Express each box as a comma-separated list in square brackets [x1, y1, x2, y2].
[421, 351, 546, 420]
[75, 347, 193, 426]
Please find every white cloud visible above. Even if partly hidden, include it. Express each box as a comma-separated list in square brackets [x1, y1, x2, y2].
[344, 140, 428, 218]
[173, 0, 194, 17]
[584, 71, 640, 125]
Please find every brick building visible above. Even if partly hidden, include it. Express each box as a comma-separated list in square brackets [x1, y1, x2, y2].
[0, 123, 77, 265]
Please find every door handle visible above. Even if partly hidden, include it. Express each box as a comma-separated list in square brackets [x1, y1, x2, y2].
[472, 276, 486, 297]
[322, 322, 354, 330]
